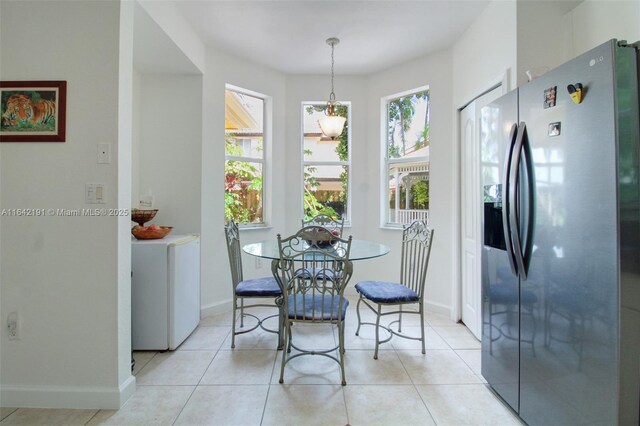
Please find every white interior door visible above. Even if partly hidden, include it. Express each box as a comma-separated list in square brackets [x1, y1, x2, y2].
[460, 86, 502, 339]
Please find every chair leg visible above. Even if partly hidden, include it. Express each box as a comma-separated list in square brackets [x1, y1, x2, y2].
[339, 319, 346, 354]
[279, 322, 289, 384]
[398, 305, 403, 333]
[231, 294, 237, 349]
[374, 304, 382, 360]
[355, 293, 363, 336]
[277, 299, 284, 350]
[420, 304, 426, 354]
[338, 319, 347, 386]
[240, 297, 245, 328]
[287, 323, 293, 353]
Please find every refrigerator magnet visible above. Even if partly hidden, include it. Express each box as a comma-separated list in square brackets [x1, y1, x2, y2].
[548, 122, 561, 137]
[567, 83, 584, 104]
[544, 86, 557, 109]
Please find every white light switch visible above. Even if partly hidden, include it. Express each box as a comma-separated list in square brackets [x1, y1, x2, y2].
[97, 143, 111, 164]
[86, 183, 106, 204]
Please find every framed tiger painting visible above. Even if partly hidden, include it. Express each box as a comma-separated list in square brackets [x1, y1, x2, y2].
[0, 81, 67, 142]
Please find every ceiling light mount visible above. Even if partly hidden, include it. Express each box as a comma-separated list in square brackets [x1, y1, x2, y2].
[318, 37, 346, 140]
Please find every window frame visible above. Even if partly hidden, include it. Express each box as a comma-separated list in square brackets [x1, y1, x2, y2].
[380, 85, 430, 229]
[301, 101, 352, 226]
[224, 84, 271, 229]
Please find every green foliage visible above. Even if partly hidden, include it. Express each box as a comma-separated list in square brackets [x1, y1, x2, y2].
[224, 135, 263, 223]
[410, 180, 429, 209]
[303, 104, 348, 220]
[387, 90, 430, 158]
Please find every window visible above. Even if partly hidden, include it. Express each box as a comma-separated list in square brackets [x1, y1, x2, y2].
[302, 102, 350, 222]
[382, 86, 430, 226]
[225, 86, 267, 225]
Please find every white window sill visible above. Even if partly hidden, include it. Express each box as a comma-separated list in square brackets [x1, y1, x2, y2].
[239, 225, 272, 232]
[380, 225, 404, 230]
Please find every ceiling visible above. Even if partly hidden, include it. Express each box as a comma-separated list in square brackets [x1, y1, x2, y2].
[173, 0, 491, 75]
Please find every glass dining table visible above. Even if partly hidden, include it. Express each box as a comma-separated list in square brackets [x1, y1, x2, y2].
[242, 238, 390, 349]
[242, 239, 390, 261]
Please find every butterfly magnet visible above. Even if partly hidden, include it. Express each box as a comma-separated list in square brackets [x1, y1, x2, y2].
[567, 83, 584, 104]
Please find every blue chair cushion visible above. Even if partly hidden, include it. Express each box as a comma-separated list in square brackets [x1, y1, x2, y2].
[355, 281, 419, 303]
[287, 294, 349, 320]
[236, 276, 281, 297]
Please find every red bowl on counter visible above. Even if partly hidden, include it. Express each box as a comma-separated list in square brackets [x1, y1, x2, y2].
[131, 226, 173, 240]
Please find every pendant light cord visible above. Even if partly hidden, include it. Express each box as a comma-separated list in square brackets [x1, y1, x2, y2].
[330, 41, 336, 101]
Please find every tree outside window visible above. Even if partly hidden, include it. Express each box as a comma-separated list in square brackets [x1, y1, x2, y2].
[384, 87, 430, 226]
[302, 103, 350, 222]
[224, 88, 266, 225]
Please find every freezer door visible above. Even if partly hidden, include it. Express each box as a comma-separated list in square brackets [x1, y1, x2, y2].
[518, 40, 620, 425]
[480, 89, 520, 412]
[168, 237, 201, 349]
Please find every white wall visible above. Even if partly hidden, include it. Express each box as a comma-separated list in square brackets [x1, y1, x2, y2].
[516, 1, 579, 87]
[131, 70, 142, 207]
[137, 0, 206, 74]
[135, 75, 203, 234]
[563, 0, 640, 58]
[364, 50, 454, 314]
[0, 0, 134, 408]
[201, 49, 287, 314]
[452, 1, 517, 107]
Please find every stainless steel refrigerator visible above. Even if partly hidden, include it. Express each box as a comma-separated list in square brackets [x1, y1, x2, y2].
[481, 39, 639, 425]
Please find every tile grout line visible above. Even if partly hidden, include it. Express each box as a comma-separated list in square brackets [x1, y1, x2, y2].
[392, 331, 439, 426]
[259, 346, 280, 425]
[83, 349, 162, 425]
[170, 327, 230, 426]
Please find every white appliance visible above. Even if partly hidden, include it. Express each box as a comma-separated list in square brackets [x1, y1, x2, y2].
[131, 234, 201, 350]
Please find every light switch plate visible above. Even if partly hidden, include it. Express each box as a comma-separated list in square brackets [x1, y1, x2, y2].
[97, 143, 111, 164]
[86, 183, 106, 204]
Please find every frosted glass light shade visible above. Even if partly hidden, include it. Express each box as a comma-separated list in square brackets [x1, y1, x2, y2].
[318, 115, 346, 139]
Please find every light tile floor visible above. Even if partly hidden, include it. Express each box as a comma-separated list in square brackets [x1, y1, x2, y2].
[0, 296, 523, 425]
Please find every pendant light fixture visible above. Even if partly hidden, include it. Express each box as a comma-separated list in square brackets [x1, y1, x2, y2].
[318, 37, 346, 140]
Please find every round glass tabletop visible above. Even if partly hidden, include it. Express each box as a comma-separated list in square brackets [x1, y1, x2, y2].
[243, 239, 390, 261]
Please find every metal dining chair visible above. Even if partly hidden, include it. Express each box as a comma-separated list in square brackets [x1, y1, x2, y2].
[354, 220, 434, 359]
[302, 214, 344, 237]
[298, 214, 345, 282]
[224, 220, 282, 349]
[273, 226, 353, 385]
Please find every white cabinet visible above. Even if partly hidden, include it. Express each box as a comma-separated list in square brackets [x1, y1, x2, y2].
[131, 235, 200, 350]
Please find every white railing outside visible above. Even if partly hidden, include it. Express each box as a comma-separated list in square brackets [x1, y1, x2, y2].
[390, 209, 430, 225]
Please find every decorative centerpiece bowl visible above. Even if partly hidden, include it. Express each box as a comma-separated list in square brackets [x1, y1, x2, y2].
[305, 228, 340, 248]
[131, 226, 173, 240]
[131, 209, 158, 227]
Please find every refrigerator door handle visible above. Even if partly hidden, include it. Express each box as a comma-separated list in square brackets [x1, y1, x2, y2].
[521, 124, 536, 277]
[502, 123, 519, 276]
[509, 121, 527, 280]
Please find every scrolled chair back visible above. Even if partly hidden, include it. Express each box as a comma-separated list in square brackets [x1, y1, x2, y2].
[400, 220, 434, 300]
[301, 214, 345, 237]
[273, 226, 353, 322]
[224, 220, 243, 289]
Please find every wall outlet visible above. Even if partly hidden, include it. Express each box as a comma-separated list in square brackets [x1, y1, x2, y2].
[7, 312, 19, 340]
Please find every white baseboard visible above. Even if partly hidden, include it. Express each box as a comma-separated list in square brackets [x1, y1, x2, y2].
[0, 375, 136, 409]
[201, 295, 451, 319]
[201, 299, 232, 318]
[424, 300, 451, 318]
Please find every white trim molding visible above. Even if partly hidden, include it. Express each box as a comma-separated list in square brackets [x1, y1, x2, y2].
[0, 375, 136, 409]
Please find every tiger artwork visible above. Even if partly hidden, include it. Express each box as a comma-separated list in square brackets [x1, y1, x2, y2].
[1, 93, 56, 129]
